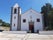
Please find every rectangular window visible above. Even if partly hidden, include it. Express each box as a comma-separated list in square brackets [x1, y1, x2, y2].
[37, 19, 40, 22]
[14, 24, 15, 27]
[14, 8, 17, 13]
[23, 19, 26, 23]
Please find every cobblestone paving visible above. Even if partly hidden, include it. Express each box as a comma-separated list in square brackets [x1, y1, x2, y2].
[0, 33, 53, 40]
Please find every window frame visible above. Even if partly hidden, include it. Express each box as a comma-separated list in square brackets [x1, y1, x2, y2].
[14, 24, 15, 27]
[14, 8, 17, 13]
[37, 18, 40, 22]
[23, 19, 26, 23]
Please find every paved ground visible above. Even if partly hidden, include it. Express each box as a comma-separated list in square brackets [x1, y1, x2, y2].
[0, 32, 53, 40]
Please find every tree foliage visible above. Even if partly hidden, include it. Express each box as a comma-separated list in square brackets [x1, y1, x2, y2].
[0, 19, 10, 27]
[47, 11, 53, 30]
[0, 19, 2, 23]
[41, 3, 53, 30]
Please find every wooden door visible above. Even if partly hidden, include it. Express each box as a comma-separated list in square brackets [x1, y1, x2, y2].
[29, 24, 34, 33]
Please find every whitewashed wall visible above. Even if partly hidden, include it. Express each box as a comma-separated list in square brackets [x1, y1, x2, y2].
[11, 8, 18, 31]
[21, 9, 43, 32]
[11, 4, 19, 31]
[11, 14, 18, 31]
[11, 3, 21, 31]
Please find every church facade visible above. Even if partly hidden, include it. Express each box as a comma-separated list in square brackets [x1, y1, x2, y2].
[10, 3, 43, 32]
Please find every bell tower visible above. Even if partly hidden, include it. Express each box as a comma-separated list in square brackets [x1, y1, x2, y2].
[10, 3, 21, 31]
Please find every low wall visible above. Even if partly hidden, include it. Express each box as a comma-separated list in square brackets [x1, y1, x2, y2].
[39, 31, 53, 35]
[2, 31, 27, 34]
[0, 26, 10, 31]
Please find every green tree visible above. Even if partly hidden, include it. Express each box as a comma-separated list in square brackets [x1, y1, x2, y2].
[0, 19, 2, 23]
[41, 3, 52, 29]
[0, 19, 10, 27]
[47, 11, 53, 30]
[2, 22, 10, 27]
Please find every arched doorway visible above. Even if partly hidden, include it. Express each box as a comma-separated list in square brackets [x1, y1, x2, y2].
[29, 22, 34, 33]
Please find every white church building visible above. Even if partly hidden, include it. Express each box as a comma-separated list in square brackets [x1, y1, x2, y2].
[10, 3, 43, 32]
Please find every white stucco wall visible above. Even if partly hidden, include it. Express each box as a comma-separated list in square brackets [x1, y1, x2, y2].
[11, 7, 18, 31]
[11, 3, 43, 32]
[11, 14, 18, 31]
[21, 9, 43, 32]
[11, 3, 22, 31]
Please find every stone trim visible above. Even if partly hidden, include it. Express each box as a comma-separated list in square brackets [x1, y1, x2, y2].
[10, 7, 13, 31]
[17, 7, 18, 30]
[17, 7, 19, 30]
[17, 7, 21, 30]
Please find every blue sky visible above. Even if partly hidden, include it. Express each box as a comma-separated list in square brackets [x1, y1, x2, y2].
[0, 0, 53, 23]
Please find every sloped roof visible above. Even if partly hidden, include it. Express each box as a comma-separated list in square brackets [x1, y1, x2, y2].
[22, 8, 42, 15]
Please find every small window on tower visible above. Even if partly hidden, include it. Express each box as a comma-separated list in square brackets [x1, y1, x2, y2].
[14, 24, 15, 27]
[14, 8, 17, 13]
